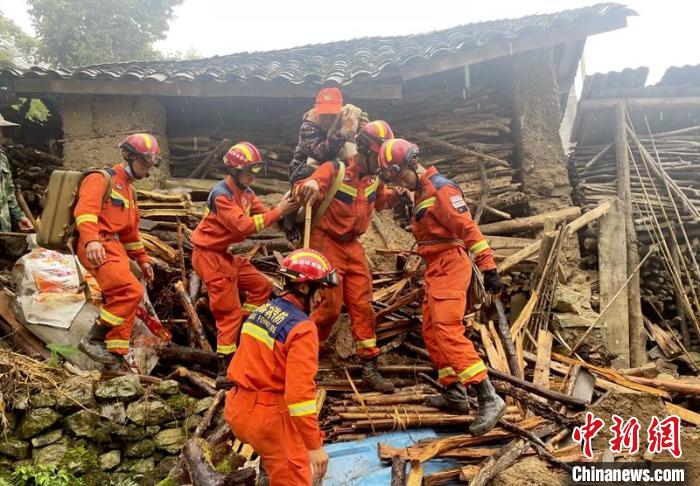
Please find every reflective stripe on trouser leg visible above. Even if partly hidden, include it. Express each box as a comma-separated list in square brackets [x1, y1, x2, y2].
[193, 250, 244, 359]
[342, 240, 378, 360]
[422, 294, 458, 386]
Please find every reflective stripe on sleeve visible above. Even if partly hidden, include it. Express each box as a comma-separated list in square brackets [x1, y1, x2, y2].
[288, 399, 317, 417]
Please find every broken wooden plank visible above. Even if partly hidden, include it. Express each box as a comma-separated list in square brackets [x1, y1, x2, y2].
[532, 330, 553, 401]
[551, 353, 670, 399]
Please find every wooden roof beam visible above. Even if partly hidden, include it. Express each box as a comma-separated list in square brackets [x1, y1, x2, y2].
[8, 77, 403, 100]
[399, 14, 628, 81]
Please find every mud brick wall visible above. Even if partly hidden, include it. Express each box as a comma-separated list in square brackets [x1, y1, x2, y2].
[508, 48, 572, 214]
[57, 95, 170, 189]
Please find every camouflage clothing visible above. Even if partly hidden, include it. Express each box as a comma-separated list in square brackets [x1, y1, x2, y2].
[289, 118, 347, 183]
[0, 150, 23, 232]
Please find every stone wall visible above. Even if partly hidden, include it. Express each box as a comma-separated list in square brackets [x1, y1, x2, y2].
[58, 95, 170, 189]
[0, 375, 213, 484]
[507, 48, 572, 214]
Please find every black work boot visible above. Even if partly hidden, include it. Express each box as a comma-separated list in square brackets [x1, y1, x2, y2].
[425, 383, 470, 414]
[469, 378, 507, 436]
[79, 321, 117, 365]
[215, 354, 233, 390]
[361, 359, 395, 394]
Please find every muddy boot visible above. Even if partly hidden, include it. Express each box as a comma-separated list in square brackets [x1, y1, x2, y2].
[469, 378, 506, 436]
[361, 359, 395, 394]
[105, 355, 130, 373]
[78, 321, 116, 365]
[424, 383, 470, 414]
[215, 354, 233, 390]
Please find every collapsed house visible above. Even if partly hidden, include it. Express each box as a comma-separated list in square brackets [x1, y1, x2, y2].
[2, 3, 700, 485]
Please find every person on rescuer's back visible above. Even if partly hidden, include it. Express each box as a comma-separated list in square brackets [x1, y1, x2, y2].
[224, 249, 338, 485]
[191, 142, 299, 387]
[288, 86, 367, 183]
[293, 120, 400, 394]
[377, 138, 508, 436]
[75, 133, 159, 368]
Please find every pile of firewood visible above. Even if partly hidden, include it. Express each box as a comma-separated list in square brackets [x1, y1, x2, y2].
[4, 143, 63, 214]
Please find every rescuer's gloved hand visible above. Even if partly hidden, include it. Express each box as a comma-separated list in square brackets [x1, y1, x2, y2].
[483, 269, 505, 295]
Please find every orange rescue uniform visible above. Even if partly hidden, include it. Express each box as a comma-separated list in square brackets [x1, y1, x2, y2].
[74, 164, 148, 355]
[191, 176, 280, 355]
[297, 159, 398, 359]
[224, 294, 322, 485]
[412, 166, 496, 386]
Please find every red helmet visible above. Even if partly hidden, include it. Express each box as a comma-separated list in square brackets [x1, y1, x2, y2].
[223, 142, 264, 173]
[378, 138, 419, 181]
[356, 120, 394, 154]
[279, 249, 338, 287]
[120, 133, 160, 164]
[315, 87, 343, 115]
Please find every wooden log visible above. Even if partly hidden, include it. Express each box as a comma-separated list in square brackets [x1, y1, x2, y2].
[175, 280, 213, 352]
[189, 138, 231, 178]
[183, 439, 255, 486]
[156, 342, 218, 367]
[498, 240, 543, 273]
[565, 199, 612, 236]
[616, 104, 645, 367]
[478, 207, 581, 236]
[597, 198, 630, 365]
[168, 366, 217, 396]
[391, 457, 407, 486]
[468, 439, 531, 486]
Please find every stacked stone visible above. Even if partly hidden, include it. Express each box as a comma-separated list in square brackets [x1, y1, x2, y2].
[0, 375, 216, 484]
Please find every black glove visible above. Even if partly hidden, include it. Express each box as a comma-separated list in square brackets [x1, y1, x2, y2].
[483, 269, 505, 294]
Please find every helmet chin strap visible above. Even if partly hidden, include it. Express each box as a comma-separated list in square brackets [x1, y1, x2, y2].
[125, 161, 139, 180]
[231, 169, 249, 190]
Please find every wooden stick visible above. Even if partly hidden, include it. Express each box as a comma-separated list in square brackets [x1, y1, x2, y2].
[570, 248, 654, 355]
[14, 190, 37, 230]
[174, 280, 213, 352]
[303, 202, 312, 248]
[176, 218, 188, 288]
[487, 367, 589, 408]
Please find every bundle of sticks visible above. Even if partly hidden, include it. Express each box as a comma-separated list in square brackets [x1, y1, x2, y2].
[4, 143, 63, 214]
[570, 122, 700, 349]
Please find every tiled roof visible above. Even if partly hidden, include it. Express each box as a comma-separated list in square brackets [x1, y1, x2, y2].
[657, 64, 700, 87]
[1, 3, 633, 86]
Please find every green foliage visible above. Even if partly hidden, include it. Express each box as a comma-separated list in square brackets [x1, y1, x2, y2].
[11, 98, 51, 124]
[45, 343, 78, 366]
[27, 0, 184, 67]
[0, 9, 37, 68]
[10, 464, 81, 486]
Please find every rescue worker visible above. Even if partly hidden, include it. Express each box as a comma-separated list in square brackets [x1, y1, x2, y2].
[0, 115, 33, 257]
[224, 249, 338, 485]
[191, 142, 299, 385]
[377, 138, 507, 436]
[76, 133, 158, 366]
[288, 87, 366, 183]
[294, 120, 398, 393]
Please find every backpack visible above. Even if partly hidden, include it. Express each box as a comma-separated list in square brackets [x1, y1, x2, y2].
[37, 169, 114, 253]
